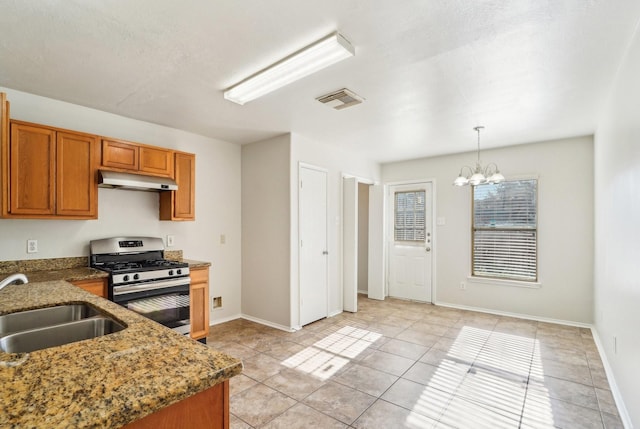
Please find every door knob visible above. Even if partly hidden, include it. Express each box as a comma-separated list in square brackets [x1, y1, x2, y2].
[322, 250, 329, 255]
[425, 247, 431, 252]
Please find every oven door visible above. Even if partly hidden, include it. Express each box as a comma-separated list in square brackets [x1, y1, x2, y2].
[112, 278, 191, 335]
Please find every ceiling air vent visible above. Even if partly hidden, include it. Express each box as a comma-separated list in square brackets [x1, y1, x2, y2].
[316, 88, 363, 110]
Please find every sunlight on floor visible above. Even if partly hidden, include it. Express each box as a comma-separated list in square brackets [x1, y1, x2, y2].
[281, 325, 382, 380]
[409, 325, 554, 428]
[277, 321, 565, 427]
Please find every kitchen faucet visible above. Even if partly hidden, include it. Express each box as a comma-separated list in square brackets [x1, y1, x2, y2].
[0, 273, 29, 290]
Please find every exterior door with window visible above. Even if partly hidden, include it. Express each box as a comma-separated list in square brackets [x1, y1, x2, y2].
[388, 182, 433, 302]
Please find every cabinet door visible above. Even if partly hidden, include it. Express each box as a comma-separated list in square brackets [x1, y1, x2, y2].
[139, 146, 174, 177]
[160, 152, 195, 221]
[10, 123, 56, 215]
[1, 93, 9, 217]
[174, 152, 195, 219]
[70, 279, 107, 298]
[122, 381, 229, 429]
[190, 267, 210, 340]
[57, 131, 98, 218]
[102, 139, 138, 170]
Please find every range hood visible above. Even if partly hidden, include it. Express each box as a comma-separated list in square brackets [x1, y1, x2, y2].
[98, 170, 178, 192]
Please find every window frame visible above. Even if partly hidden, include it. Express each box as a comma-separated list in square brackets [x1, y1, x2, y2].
[393, 189, 427, 244]
[471, 178, 539, 283]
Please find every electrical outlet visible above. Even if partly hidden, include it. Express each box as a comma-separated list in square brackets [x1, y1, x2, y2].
[166, 235, 175, 247]
[220, 234, 226, 245]
[27, 239, 38, 253]
[460, 282, 466, 290]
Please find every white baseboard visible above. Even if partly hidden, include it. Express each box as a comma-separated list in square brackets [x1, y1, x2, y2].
[357, 289, 368, 295]
[591, 328, 632, 429]
[328, 309, 342, 318]
[209, 313, 242, 326]
[435, 301, 592, 328]
[209, 313, 297, 332]
[240, 313, 297, 332]
[212, 312, 342, 332]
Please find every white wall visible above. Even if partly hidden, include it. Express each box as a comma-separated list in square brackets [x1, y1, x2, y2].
[241, 134, 291, 328]
[593, 22, 640, 426]
[240, 133, 380, 330]
[290, 134, 380, 327]
[383, 136, 594, 324]
[0, 87, 242, 323]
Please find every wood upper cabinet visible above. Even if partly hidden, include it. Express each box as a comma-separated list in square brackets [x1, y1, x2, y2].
[56, 131, 99, 217]
[0, 93, 10, 216]
[2, 121, 98, 219]
[101, 139, 138, 170]
[160, 152, 195, 221]
[9, 123, 56, 215]
[189, 266, 210, 341]
[0, 93, 194, 221]
[102, 138, 174, 178]
[140, 146, 174, 177]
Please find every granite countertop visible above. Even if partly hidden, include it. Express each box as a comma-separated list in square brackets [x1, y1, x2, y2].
[0, 256, 108, 284]
[2, 266, 110, 284]
[0, 281, 242, 428]
[183, 259, 211, 269]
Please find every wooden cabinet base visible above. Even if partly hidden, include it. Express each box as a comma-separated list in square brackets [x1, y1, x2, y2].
[189, 266, 210, 341]
[123, 381, 229, 429]
[69, 278, 107, 298]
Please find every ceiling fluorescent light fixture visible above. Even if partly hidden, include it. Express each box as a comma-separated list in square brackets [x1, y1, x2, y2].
[224, 32, 354, 105]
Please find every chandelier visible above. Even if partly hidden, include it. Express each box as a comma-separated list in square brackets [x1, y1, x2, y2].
[453, 126, 504, 187]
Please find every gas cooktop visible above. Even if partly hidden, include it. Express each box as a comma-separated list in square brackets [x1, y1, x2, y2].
[95, 259, 189, 274]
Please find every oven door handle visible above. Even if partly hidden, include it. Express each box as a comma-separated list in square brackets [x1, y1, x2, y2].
[113, 278, 190, 296]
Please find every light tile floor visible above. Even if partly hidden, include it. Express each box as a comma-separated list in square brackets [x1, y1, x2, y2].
[206, 296, 623, 429]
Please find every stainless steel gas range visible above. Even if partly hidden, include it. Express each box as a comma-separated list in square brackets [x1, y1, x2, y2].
[90, 237, 192, 337]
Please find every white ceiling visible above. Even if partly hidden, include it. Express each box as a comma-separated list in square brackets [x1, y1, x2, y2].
[1, 1, 639, 163]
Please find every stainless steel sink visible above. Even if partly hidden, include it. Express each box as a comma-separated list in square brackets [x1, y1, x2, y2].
[0, 317, 125, 353]
[0, 303, 126, 353]
[0, 304, 101, 336]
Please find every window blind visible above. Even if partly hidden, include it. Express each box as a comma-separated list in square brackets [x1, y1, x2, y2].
[472, 180, 537, 281]
[394, 191, 426, 241]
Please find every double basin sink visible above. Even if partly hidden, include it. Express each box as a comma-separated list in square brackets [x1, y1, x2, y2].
[0, 303, 125, 353]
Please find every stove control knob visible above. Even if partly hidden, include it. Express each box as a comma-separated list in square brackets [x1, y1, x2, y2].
[133, 274, 140, 280]
[169, 270, 174, 276]
[123, 275, 130, 282]
[176, 269, 182, 275]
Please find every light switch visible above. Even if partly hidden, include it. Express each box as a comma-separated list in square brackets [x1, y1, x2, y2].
[437, 217, 446, 226]
[220, 234, 226, 244]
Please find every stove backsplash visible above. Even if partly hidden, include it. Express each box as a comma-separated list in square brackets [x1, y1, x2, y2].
[0, 250, 183, 275]
[164, 250, 183, 262]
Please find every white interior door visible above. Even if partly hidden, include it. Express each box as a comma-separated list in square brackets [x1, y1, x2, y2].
[342, 177, 358, 312]
[299, 166, 328, 326]
[388, 182, 433, 302]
